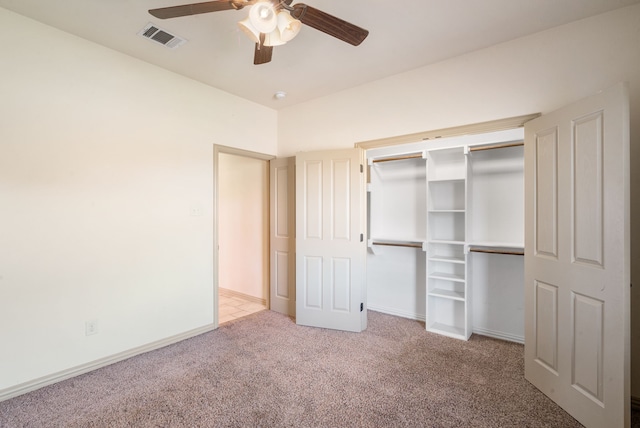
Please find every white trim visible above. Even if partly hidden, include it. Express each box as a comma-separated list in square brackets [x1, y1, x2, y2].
[368, 306, 426, 323]
[219, 287, 267, 306]
[355, 113, 540, 150]
[0, 323, 216, 402]
[213, 145, 275, 329]
[472, 327, 524, 344]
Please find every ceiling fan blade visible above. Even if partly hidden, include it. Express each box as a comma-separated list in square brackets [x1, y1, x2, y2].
[149, 1, 253, 19]
[291, 4, 369, 46]
[254, 34, 273, 65]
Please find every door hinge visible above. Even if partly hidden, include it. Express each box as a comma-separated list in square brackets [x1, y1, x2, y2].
[360, 303, 364, 312]
[360, 164, 363, 173]
[360, 233, 364, 242]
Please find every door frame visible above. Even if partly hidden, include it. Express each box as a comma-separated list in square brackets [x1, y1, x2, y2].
[213, 145, 275, 328]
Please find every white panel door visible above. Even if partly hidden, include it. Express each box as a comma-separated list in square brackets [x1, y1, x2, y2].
[296, 148, 366, 332]
[524, 83, 630, 427]
[270, 157, 295, 316]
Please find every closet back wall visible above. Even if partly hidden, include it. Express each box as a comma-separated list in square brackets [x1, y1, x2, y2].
[277, 4, 640, 396]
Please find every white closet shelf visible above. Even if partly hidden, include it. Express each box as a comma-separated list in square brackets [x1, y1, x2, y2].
[427, 177, 465, 183]
[370, 153, 425, 163]
[429, 239, 466, 245]
[428, 178, 465, 182]
[427, 255, 465, 264]
[468, 141, 524, 152]
[428, 288, 465, 301]
[368, 238, 425, 249]
[428, 209, 465, 213]
[428, 272, 465, 283]
[427, 323, 466, 339]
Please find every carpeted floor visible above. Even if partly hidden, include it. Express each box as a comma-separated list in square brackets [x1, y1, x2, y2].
[0, 310, 616, 427]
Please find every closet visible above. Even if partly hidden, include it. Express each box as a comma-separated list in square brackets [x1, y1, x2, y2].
[366, 128, 525, 342]
[286, 86, 629, 427]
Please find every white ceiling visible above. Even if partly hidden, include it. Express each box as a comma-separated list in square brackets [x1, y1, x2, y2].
[2, 0, 638, 109]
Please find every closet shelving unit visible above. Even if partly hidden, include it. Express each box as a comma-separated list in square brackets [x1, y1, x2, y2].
[425, 146, 471, 340]
[366, 152, 427, 320]
[466, 140, 525, 343]
[365, 127, 525, 342]
[467, 141, 524, 253]
[367, 152, 427, 252]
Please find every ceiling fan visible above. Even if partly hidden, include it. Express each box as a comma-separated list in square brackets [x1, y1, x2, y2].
[148, 0, 369, 65]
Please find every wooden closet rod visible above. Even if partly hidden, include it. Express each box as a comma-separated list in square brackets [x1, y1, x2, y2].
[371, 241, 423, 249]
[372, 153, 424, 163]
[469, 247, 524, 256]
[469, 141, 524, 152]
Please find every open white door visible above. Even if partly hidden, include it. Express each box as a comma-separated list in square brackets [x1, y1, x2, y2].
[295, 148, 366, 332]
[269, 157, 296, 317]
[524, 83, 630, 427]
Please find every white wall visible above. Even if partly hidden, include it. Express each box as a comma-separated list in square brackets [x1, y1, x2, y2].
[278, 4, 640, 397]
[218, 153, 269, 300]
[0, 7, 276, 396]
[278, 5, 640, 155]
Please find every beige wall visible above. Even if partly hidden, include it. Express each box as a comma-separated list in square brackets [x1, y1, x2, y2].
[278, 5, 640, 155]
[0, 7, 276, 396]
[218, 153, 269, 301]
[278, 4, 640, 397]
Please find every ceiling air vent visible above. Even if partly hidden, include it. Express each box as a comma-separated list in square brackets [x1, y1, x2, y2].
[138, 23, 187, 49]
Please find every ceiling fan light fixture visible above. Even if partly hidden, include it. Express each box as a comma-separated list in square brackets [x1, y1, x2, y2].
[148, 0, 369, 65]
[264, 29, 286, 47]
[277, 11, 301, 42]
[237, 17, 260, 44]
[249, 1, 278, 34]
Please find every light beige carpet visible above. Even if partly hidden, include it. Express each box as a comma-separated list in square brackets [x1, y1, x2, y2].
[1, 310, 587, 427]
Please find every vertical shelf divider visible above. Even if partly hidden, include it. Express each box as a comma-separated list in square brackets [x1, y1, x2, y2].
[425, 146, 471, 340]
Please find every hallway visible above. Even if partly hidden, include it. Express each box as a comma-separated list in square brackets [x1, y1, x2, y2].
[219, 289, 267, 324]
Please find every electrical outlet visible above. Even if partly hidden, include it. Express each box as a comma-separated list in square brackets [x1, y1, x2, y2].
[190, 205, 204, 216]
[85, 320, 99, 336]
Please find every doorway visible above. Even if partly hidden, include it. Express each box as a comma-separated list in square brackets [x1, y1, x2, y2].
[214, 146, 273, 325]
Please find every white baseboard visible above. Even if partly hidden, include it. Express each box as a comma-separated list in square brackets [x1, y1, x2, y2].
[472, 327, 524, 344]
[368, 305, 426, 322]
[0, 323, 216, 403]
[368, 307, 524, 345]
[219, 287, 266, 306]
